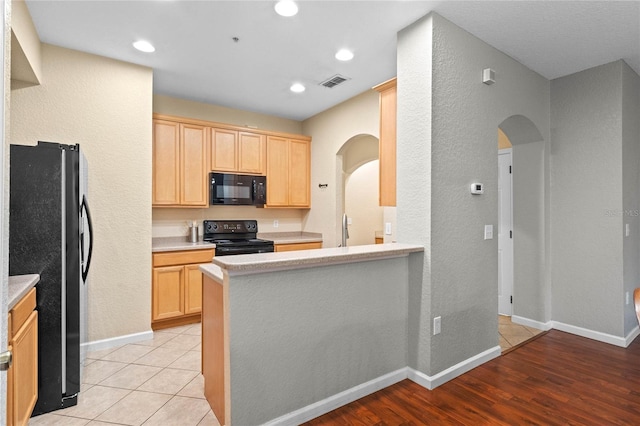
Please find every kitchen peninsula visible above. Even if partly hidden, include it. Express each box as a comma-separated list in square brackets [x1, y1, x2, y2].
[200, 243, 423, 425]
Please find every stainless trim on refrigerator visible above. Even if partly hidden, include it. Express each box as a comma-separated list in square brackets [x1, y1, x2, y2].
[61, 150, 67, 394]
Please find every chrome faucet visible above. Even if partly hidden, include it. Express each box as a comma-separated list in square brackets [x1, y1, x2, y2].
[341, 213, 349, 247]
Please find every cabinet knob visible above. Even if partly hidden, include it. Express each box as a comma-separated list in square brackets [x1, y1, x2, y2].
[0, 350, 12, 371]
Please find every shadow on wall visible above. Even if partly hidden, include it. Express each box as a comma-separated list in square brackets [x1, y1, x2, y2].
[336, 134, 381, 246]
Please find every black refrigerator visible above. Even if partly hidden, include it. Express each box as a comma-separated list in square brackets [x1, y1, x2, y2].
[9, 141, 93, 416]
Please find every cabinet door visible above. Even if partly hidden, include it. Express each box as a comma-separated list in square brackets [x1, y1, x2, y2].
[152, 120, 181, 205]
[378, 81, 397, 206]
[211, 129, 238, 172]
[152, 266, 185, 321]
[181, 124, 209, 206]
[12, 311, 38, 426]
[184, 264, 203, 315]
[288, 139, 310, 207]
[266, 136, 289, 206]
[238, 132, 265, 175]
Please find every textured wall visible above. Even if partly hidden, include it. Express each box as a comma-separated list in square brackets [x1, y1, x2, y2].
[10, 44, 153, 342]
[153, 94, 302, 135]
[622, 62, 640, 335]
[302, 89, 380, 247]
[512, 140, 546, 321]
[550, 61, 624, 336]
[397, 13, 433, 373]
[227, 257, 409, 425]
[398, 13, 550, 375]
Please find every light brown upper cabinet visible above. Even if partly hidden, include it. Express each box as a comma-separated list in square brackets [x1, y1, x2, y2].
[153, 119, 209, 207]
[266, 136, 310, 208]
[373, 78, 396, 207]
[211, 129, 266, 175]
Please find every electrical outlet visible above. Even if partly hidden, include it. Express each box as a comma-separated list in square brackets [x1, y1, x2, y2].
[273, 219, 279, 228]
[433, 316, 441, 335]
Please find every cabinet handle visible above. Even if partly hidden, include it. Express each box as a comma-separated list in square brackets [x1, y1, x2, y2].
[0, 350, 12, 371]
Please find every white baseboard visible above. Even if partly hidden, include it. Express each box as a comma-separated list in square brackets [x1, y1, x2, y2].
[511, 315, 637, 348]
[81, 330, 154, 353]
[625, 326, 640, 347]
[550, 321, 629, 348]
[511, 315, 552, 331]
[263, 368, 408, 426]
[407, 345, 502, 390]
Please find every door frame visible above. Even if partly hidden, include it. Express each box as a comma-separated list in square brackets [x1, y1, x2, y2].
[498, 148, 513, 316]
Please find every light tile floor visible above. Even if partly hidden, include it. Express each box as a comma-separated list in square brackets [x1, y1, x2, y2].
[29, 323, 220, 426]
[498, 315, 544, 352]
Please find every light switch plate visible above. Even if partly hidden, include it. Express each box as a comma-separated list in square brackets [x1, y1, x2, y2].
[484, 225, 493, 240]
[385, 222, 392, 235]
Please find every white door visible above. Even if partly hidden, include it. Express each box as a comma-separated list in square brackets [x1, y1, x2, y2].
[498, 149, 513, 315]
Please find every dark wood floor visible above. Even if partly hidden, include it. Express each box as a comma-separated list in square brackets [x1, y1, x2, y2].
[303, 330, 640, 425]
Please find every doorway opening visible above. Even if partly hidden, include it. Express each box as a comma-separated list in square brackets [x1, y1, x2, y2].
[336, 134, 380, 247]
[497, 115, 547, 352]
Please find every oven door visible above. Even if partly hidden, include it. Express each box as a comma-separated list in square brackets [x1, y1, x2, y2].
[215, 245, 275, 256]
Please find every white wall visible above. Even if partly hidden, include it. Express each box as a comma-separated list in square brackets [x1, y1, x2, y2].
[398, 13, 550, 376]
[622, 62, 640, 335]
[302, 89, 380, 247]
[345, 160, 383, 245]
[550, 61, 625, 336]
[10, 44, 153, 342]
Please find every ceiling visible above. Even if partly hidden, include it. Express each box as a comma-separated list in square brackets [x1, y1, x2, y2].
[25, 1, 640, 121]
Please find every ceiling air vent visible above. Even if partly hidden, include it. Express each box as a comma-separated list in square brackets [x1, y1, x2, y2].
[320, 74, 350, 88]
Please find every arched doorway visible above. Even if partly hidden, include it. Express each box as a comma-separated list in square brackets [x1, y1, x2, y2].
[336, 134, 381, 246]
[498, 115, 548, 349]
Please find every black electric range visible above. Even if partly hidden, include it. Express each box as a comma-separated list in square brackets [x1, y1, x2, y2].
[203, 220, 274, 256]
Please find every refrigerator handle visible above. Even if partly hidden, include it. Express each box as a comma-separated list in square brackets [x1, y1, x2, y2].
[80, 195, 94, 282]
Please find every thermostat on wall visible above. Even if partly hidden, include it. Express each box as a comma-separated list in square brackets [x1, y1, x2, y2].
[470, 183, 484, 194]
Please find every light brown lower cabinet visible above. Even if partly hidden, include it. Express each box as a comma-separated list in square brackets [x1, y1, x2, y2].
[7, 287, 38, 426]
[152, 249, 214, 330]
[274, 242, 322, 252]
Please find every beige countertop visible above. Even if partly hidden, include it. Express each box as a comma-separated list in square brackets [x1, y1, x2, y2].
[205, 243, 423, 277]
[8, 274, 40, 310]
[153, 232, 322, 252]
[152, 237, 215, 252]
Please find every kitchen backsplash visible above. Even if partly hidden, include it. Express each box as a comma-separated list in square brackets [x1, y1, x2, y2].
[152, 207, 305, 238]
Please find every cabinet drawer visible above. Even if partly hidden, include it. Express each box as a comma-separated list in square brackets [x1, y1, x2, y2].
[153, 249, 215, 267]
[275, 242, 322, 252]
[11, 288, 36, 336]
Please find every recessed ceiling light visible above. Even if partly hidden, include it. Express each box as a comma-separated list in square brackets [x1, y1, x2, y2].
[275, 0, 298, 17]
[335, 49, 354, 61]
[290, 83, 305, 93]
[133, 40, 155, 53]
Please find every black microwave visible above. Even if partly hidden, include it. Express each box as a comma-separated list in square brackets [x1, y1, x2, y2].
[210, 172, 267, 206]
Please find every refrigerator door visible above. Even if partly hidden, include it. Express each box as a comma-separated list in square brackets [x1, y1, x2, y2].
[9, 142, 82, 416]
